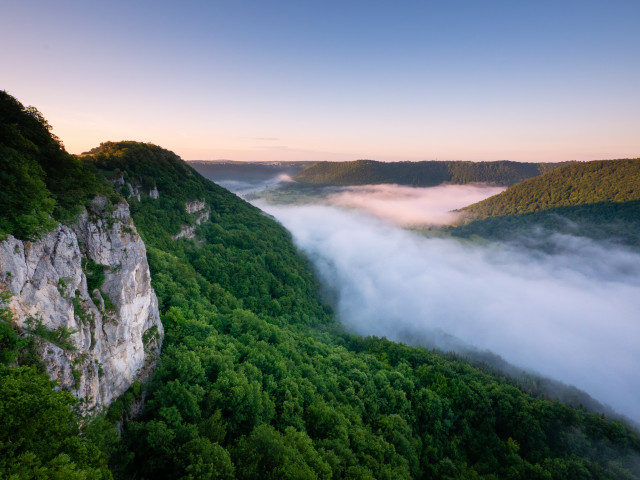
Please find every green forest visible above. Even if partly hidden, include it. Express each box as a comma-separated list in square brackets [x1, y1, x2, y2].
[0, 92, 112, 240]
[451, 160, 640, 245]
[2, 91, 640, 479]
[293, 160, 570, 187]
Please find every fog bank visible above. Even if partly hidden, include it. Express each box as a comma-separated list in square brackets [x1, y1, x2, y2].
[326, 184, 505, 226]
[215, 174, 293, 195]
[258, 200, 640, 425]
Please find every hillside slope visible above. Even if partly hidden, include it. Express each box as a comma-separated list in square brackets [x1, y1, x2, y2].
[452, 159, 640, 244]
[85, 143, 640, 479]
[293, 159, 570, 187]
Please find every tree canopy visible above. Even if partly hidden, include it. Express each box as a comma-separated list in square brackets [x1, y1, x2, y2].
[0, 91, 111, 240]
[452, 159, 640, 245]
[293, 159, 570, 187]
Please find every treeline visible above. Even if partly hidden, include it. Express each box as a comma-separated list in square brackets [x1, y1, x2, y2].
[0, 91, 112, 240]
[461, 159, 640, 219]
[188, 161, 311, 184]
[293, 159, 570, 187]
[452, 159, 640, 244]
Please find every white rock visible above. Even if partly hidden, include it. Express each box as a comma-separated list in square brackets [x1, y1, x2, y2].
[0, 198, 163, 412]
[172, 225, 197, 240]
[126, 182, 141, 202]
[185, 199, 206, 214]
[172, 199, 210, 240]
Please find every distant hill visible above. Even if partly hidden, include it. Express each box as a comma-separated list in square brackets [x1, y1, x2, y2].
[293, 159, 571, 187]
[188, 160, 313, 184]
[452, 159, 640, 244]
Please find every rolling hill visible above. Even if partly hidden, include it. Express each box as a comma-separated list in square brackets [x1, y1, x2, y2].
[187, 160, 313, 184]
[293, 159, 571, 187]
[452, 159, 640, 245]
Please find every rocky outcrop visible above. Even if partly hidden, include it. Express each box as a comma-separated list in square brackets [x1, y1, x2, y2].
[109, 174, 160, 202]
[185, 199, 206, 214]
[109, 174, 141, 202]
[0, 197, 163, 412]
[195, 211, 209, 226]
[172, 225, 197, 240]
[127, 183, 141, 201]
[172, 199, 210, 240]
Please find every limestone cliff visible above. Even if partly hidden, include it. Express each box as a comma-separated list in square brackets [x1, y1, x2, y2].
[0, 197, 163, 412]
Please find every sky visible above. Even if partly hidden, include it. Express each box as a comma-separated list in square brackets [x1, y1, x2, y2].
[2, 0, 639, 162]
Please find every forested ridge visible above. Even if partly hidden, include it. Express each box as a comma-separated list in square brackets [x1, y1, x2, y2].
[293, 159, 570, 187]
[451, 159, 640, 244]
[0, 91, 113, 240]
[2, 92, 640, 479]
[186, 161, 311, 184]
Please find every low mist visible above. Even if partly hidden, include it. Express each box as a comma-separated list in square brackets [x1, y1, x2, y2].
[248, 182, 640, 426]
[326, 184, 505, 226]
[215, 173, 293, 196]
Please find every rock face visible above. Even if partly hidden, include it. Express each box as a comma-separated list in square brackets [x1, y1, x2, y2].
[0, 197, 163, 412]
[109, 174, 161, 202]
[185, 199, 206, 214]
[172, 225, 197, 240]
[172, 199, 210, 240]
[109, 174, 141, 202]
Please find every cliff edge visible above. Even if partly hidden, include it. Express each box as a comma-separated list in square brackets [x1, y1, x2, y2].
[0, 196, 163, 412]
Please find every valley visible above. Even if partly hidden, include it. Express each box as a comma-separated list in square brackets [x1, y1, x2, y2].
[4, 1, 640, 477]
[2, 92, 639, 479]
[194, 161, 640, 427]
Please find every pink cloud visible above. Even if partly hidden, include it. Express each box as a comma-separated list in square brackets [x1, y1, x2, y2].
[326, 184, 504, 226]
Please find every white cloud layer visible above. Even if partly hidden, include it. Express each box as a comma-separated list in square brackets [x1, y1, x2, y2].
[216, 174, 293, 196]
[326, 184, 505, 226]
[257, 196, 640, 425]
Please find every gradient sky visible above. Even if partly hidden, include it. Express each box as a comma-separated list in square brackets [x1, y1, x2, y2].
[2, 0, 639, 162]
